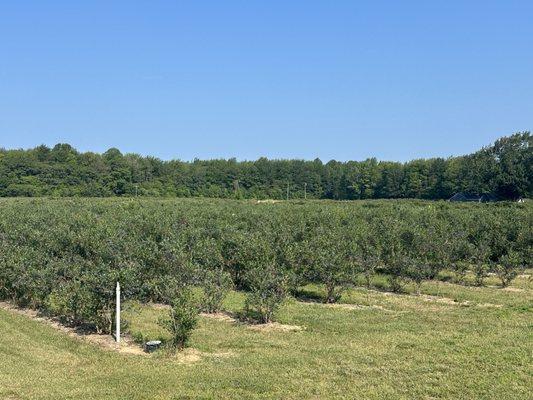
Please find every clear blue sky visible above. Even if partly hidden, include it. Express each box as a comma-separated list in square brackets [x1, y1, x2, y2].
[1, 1, 532, 162]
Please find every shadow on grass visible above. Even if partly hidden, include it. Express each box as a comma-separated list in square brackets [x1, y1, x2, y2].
[34, 308, 109, 336]
[291, 288, 326, 303]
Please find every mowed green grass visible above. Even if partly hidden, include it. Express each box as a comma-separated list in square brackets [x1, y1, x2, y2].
[1, 275, 532, 400]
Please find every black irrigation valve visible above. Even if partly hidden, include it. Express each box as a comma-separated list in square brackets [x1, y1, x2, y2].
[144, 340, 162, 353]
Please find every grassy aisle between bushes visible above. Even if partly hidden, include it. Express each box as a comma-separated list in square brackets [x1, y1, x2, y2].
[1, 277, 532, 400]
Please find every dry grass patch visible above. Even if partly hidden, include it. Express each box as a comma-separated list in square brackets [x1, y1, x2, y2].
[500, 286, 525, 292]
[247, 322, 303, 332]
[325, 303, 393, 312]
[298, 300, 395, 313]
[408, 294, 503, 309]
[200, 312, 237, 323]
[255, 199, 281, 204]
[420, 294, 470, 306]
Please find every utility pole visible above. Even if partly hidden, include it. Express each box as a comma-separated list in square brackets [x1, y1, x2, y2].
[116, 281, 121, 344]
[286, 182, 289, 201]
[304, 182, 307, 200]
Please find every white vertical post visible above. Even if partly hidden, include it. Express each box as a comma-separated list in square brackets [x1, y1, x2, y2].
[116, 281, 121, 344]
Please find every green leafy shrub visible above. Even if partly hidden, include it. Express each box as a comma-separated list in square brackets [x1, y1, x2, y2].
[495, 252, 523, 287]
[202, 268, 233, 313]
[355, 233, 381, 289]
[0, 197, 530, 333]
[471, 242, 491, 286]
[244, 264, 288, 323]
[300, 224, 355, 303]
[159, 288, 199, 350]
[387, 266, 409, 293]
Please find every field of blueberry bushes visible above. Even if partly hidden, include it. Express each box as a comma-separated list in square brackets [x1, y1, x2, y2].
[0, 198, 530, 333]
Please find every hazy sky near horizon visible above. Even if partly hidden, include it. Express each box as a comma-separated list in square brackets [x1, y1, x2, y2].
[1, 1, 532, 162]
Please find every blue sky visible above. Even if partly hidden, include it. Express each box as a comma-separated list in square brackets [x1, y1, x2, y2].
[1, 1, 532, 161]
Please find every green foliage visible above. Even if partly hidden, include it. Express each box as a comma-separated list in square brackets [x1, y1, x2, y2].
[301, 224, 355, 303]
[0, 133, 530, 200]
[244, 263, 288, 324]
[387, 258, 410, 293]
[354, 229, 381, 289]
[0, 197, 530, 331]
[495, 252, 524, 287]
[202, 268, 233, 313]
[235, 233, 289, 323]
[159, 288, 199, 350]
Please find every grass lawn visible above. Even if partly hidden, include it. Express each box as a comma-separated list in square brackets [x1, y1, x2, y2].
[1, 274, 531, 399]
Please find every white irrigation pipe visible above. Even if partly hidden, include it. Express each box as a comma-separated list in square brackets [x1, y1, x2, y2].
[116, 281, 121, 344]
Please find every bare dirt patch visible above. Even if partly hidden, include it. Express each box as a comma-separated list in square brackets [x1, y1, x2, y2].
[82, 333, 145, 355]
[174, 348, 202, 363]
[200, 312, 237, 323]
[247, 322, 303, 332]
[0, 301, 145, 355]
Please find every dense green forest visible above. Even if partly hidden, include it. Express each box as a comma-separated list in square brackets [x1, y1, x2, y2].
[1, 132, 530, 199]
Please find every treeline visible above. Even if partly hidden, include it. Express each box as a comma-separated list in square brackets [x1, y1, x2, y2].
[0, 132, 531, 200]
[0, 198, 530, 332]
